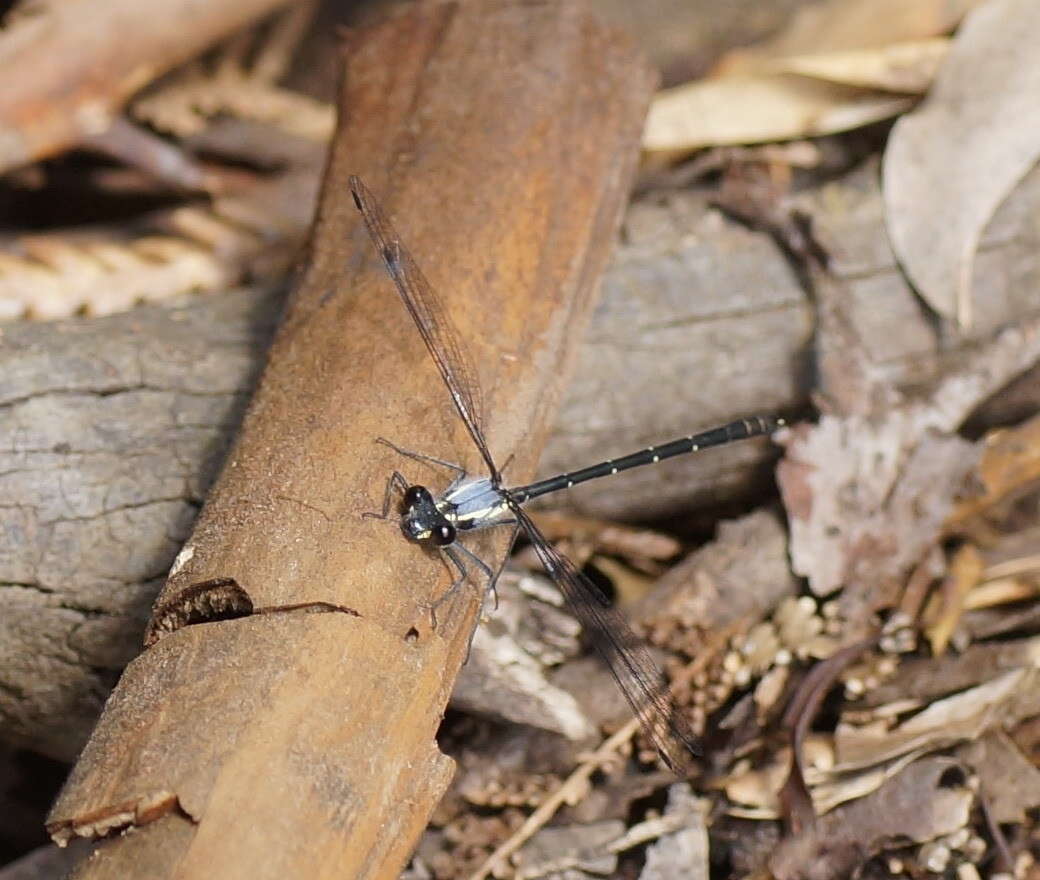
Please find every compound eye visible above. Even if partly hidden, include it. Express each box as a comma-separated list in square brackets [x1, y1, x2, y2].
[432, 523, 456, 546]
[404, 486, 428, 507]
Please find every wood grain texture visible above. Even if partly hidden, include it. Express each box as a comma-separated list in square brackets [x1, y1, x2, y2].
[45, 2, 657, 877]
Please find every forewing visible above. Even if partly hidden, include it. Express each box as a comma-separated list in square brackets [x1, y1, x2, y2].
[350, 176, 498, 480]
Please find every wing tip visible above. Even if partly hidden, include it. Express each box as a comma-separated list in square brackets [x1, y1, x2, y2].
[348, 174, 363, 204]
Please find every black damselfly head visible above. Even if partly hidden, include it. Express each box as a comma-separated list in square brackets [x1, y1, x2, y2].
[399, 485, 456, 546]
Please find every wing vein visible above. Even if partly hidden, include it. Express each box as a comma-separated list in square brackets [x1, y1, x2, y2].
[350, 176, 500, 480]
[511, 504, 699, 771]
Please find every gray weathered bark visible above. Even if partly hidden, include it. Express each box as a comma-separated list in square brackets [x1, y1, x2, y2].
[4, 161, 1040, 762]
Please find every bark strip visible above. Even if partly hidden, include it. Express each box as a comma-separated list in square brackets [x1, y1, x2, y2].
[46, 3, 656, 878]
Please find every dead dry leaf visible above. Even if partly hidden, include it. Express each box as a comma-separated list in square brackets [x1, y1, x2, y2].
[962, 601, 1040, 642]
[644, 74, 914, 156]
[762, 39, 948, 93]
[640, 785, 708, 880]
[717, 0, 983, 68]
[769, 756, 973, 880]
[134, 67, 333, 143]
[0, 119, 325, 321]
[0, 233, 234, 320]
[922, 543, 983, 655]
[514, 820, 624, 879]
[859, 634, 1040, 708]
[834, 667, 1040, 770]
[957, 731, 1040, 824]
[883, 0, 1040, 326]
[779, 415, 978, 606]
[132, 3, 332, 142]
[645, 0, 988, 164]
[726, 746, 933, 821]
[809, 750, 929, 817]
[778, 317, 1040, 620]
[964, 577, 1038, 610]
[949, 413, 1040, 526]
[725, 738, 833, 816]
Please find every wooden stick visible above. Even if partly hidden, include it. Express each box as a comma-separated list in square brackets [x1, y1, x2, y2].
[45, 2, 656, 877]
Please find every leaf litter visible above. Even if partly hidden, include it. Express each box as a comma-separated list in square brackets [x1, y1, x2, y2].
[420, 328, 1040, 877]
[0, 4, 330, 321]
[642, 0, 987, 160]
[3, 1, 1040, 878]
[417, 67, 1040, 877]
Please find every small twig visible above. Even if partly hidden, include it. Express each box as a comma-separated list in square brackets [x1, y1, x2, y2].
[81, 116, 211, 192]
[470, 626, 734, 880]
[978, 790, 1014, 874]
[922, 543, 983, 655]
[469, 717, 642, 880]
[606, 810, 696, 853]
[513, 810, 695, 880]
[983, 552, 1040, 581]
[898, 550, 941, 623]
[252, 1, 318, 82]
[778, 635, 878, 835]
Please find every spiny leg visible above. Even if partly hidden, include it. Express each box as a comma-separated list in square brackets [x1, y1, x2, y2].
[453, 541, 497, 602]
[374, 437, 467, 477]
[482, 522, 519, 611]
[428, 543, 494, 629]
[361, 470, 410, 521]
[429, 524, 517, 620]
[440, 542, 506, 663]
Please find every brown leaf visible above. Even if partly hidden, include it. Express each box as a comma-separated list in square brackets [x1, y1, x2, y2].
[778, 416, 978, 608]
[957, 731, 1040, 824]
[835, 667, 1040, 769]
[0, 0, 291, 172]
[645, 0, 984, 157]
[860, 634, 1040, 708]
[922, 543, 983, 655]
[949, 413, 1040, 525]
[770, 756, 973, 880]
[745, 40, 949, 93]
